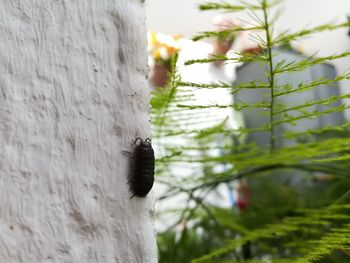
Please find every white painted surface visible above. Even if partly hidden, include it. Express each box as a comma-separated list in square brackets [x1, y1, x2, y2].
[0, 0, 156, 262]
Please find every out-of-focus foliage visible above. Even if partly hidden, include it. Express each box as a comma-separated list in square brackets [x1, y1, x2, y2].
[150, 0, 350, 262]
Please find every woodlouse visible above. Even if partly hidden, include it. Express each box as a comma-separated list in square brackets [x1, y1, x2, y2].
[128, 137, 155, 198]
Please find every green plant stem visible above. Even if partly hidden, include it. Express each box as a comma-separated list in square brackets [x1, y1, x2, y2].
[157, 55, 179, 136]
[190, 162, 347, 192]
[263, 0, 276, 151]
[159, 162, 347, 202]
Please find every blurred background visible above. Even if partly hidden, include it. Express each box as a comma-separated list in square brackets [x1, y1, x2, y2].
[146, 0, 350, 113]
[145, 1, 350, 262]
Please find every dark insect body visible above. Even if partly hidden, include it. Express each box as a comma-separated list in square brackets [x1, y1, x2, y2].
[129, 138, 155, 198]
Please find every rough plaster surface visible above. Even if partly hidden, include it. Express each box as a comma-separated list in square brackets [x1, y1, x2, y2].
[0, 0, 156, 262]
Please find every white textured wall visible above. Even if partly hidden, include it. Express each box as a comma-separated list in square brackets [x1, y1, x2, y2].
[0, 0, 156, 262]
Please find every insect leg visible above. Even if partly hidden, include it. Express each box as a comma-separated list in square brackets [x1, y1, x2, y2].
[121, 150, 133, 156]
[131, 137, 143, 146]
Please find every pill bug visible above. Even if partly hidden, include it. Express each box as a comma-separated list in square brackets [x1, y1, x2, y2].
[128, 137, 155, 198]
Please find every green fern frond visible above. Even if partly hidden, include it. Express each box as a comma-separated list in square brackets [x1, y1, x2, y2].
[185, 51, 268, 65]
[199, 2, 247, 12]
[154, 1, 350, 262]
[273, 52, 350, 75]
[192, 26, 264, 42]
[191, 205, 350, 263]
[295, 224, 350, 263]
[274, 73, 350, 97]
[273, 21, 350, 45]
